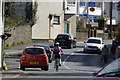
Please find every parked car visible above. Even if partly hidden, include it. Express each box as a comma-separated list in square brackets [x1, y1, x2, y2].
[54, 33, 77, 49]
[83, 37, 104, 54]
[33, 44, 52, 63]
[91, 58, 120, 80]
[20, 46, 49, 71]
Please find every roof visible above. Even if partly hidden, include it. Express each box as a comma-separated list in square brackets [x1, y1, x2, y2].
[25, 46, 45, 50]
[58, 33, 73, 36]
[88, 37, 102, 40]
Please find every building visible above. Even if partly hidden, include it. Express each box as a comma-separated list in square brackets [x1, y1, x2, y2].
[78, 2, 102, 27]
[32, 2, 64, 40]
[78, 2, 120, 28]
[64, 0, 77, 37]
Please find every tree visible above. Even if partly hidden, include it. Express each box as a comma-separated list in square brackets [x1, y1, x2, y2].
[94, 17, 107, 30]
[76, 20, 83, 32]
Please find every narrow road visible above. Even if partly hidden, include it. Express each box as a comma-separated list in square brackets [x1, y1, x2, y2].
[2, 40, 112, 80]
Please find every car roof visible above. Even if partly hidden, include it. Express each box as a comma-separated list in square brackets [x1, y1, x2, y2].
[25, 46, 45, 50]
[88, 37, 102, 40]
[58, 33, 73, 36]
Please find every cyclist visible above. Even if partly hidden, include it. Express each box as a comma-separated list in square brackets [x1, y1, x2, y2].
[53, 42, 63, 68]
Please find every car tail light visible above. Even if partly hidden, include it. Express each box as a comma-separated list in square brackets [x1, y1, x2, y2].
[55, 37, 57, 39]
[69, 38, 72, 40]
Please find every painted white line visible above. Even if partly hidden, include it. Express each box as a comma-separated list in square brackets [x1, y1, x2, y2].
[63, 50, 99, 73]
[77, 41, 84, 44]
[6, 51, 22, 54]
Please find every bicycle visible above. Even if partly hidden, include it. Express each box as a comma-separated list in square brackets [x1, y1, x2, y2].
[55, 58, 60, 71]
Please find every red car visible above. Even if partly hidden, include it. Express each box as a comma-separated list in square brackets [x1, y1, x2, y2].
[91, 58, 120, 80]
[20, 46, 49, 71]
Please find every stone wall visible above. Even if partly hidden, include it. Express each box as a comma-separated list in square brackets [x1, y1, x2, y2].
[5, 25, 32, 45]
[76, 31, 108, 40]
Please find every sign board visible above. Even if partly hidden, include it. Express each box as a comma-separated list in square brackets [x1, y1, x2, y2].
[91, 22, 98, 27]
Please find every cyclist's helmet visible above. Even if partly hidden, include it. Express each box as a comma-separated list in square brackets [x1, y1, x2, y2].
[56, 42, 59, 46]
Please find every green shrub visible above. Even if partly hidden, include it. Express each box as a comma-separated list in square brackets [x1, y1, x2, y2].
[11, 42, 17, 47]
[76, 20, 84, 32]
[94, 17, 107, 30]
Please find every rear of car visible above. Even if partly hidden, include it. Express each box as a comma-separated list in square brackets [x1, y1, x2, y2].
[54, 34, 76, 48]
[83, 37, 104, 54]
[20, 47, 49, 71]
[34, 45, 52, 63]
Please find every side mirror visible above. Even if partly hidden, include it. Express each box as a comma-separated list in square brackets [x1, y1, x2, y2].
[102, 42, 104, 44]
[84, 41, 87, 43]
[74, 37, 76, 39]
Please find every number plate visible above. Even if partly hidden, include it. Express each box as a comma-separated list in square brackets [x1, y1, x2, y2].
[30, 62, 39, 64]
[60, 40, 65, 41]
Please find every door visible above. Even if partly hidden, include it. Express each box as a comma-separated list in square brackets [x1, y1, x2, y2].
[64, 23, 69, 33]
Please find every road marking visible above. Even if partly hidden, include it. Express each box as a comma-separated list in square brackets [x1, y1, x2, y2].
[63, 50, 99, 73]
[77, 41, 84, 44]
[6, 51, 22, 54]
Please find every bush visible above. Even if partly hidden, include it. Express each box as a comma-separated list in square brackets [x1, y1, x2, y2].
[76, 20, 84, 32]
[94, 17, 107, 30]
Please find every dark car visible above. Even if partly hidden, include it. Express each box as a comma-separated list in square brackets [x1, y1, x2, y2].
[20, 47, 49, 71]
[34, 45, 52, 63]
[91, 58, 120, 80]
[54, 33, 77, 49]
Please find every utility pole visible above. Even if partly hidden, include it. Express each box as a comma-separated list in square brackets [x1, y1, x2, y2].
[109, 1, 112, 39]
[0, 0, 4, 70]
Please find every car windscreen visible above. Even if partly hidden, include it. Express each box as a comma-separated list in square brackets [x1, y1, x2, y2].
[25, 48, 44, 54]
[57, 35, 69, 39]
[97, 58, 120, 76]
[87, 39, 101, 44]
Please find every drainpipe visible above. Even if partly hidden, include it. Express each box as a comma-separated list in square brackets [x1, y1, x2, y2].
[109, 2, 112, 39]
[49, 14, 52, 42]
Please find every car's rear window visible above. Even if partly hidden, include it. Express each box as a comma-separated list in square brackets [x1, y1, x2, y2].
[25, 48, 44, 54]
[87, 39, 101, 44]
[57, 35, 69, 39]
[34, 45, 50, 50]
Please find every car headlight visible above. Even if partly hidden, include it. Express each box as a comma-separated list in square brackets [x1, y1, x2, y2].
[97, 46, 101, 49]
[85, 46, 88, 48]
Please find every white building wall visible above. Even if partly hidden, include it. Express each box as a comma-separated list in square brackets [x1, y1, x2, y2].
[32, 2, 64, 39]
[65, 0, 77, 14]
[104, 2, 118, 25]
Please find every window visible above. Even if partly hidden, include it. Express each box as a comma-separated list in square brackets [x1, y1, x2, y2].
[67, 0, 75, 5]
[80, 2, 85, 6]
[25, 48, 44, 54]
[112, 3, 116, 9]
[88, 2, 96, 7]
[96, 2, 101, 7]
[53, 16, 60, 24]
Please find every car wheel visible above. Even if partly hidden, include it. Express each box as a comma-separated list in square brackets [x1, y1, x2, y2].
[20, 64, 25, 71]
[44, 65, 49, 71]
[73, 44, 76, 48]
[41, 65, 49, 71]
[69, 43, 73, 49]
[83, 49, 86, 53]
